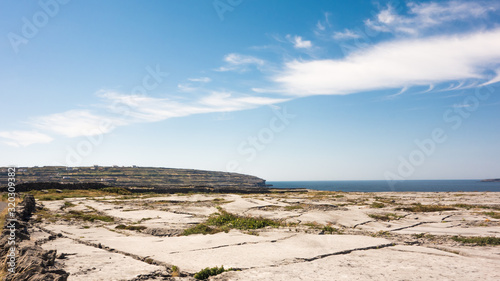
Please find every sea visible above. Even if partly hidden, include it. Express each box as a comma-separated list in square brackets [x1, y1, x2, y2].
[267, 180, 500, 192]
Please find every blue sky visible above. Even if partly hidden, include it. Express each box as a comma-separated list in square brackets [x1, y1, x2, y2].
[1, 0, 500, 181]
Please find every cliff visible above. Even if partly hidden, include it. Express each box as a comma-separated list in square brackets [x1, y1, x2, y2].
[0, 166, 268, 193]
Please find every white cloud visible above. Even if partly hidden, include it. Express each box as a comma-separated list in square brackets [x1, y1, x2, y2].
[316, 21, 325, 31]
[314, 12, 331, 36]
[275, 28, 500, 96]
[177, 83, 197, 92]
[188, 77, 212, 83]
[31, 109, 117, 138]
[198, 91, 289, 112]
[366, 1, 499, 35]
[0, 130, 53, 147]
[333, 29, 361, 40]
[216, 53, 265, 72]
[287, 35, 312, 49]
[102, 91, 287, 121]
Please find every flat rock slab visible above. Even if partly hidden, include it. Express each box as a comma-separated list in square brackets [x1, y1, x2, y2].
[162, 234, 391, 272]
[213, 245, 500, 281]
[41, 238, 161, 281]
[42, 224, 391, 274]
[394, 224, 500, 236]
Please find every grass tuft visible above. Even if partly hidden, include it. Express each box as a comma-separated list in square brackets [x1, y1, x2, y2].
[194, 266, 227, 280]
[396, 203, 456, 212]
[483, 211, 500, 219]
[66, 210, 114, 222]
[183, 209, 281, 236]
[368, 213, 404, 221]
[115, 224, 147, 231]
[451, 236, 500, 246]
[370, 202, 385, 208]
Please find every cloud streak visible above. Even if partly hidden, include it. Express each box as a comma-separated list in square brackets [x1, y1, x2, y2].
[0, 130, 53, 147]
[275, 28, 500, 96]
[365, 1, 499, 35]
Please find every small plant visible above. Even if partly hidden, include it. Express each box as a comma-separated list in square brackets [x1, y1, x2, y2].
[183, 210, 281, 236]
[66, 210, 114, 222]
[171, 265, 180, 277]
[412, 233, 437, 240]
[183, 224, 219, 236]
[483, 211, 500, 219]
[368, 213, 404, 221]
[453, 204, 499, 210]
[371, 230, 392, 237]
[396, 203, 455, 212]
[322, 225, 342, 234]
[115, 224, 147, 231]
[194, 266, 227, 280]
[451, 236, 500, 246]
[370, 202, 385, 208]
[61, 201, 75, 209]
[284, 204, 303, 211]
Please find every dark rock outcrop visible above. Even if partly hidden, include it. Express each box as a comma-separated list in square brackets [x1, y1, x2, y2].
[1, 195, 69, 281]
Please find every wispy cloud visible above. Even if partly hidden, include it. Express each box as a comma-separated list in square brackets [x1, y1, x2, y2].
[0, 130, 53, 147]
[314, 12, 332, 36]
[1, 89, 288, 146]
[333, 29, 361, 40]
[31, 109, 118, 138]
[365, 1, 499, 35]
[287, 35, 313, 49]
[216, 53, 265, 72]
[188, 77, 212, 83]
[275, 28, 500, 96]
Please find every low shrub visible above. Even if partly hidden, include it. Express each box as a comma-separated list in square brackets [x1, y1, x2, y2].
[194, 266, 227, 280]
[451, 236, 500, 246]
[395, 204, 455, 212]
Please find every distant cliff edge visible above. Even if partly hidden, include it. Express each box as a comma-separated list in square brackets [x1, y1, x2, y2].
[480, 178, 500, 182]
[0, 166, 269, 193]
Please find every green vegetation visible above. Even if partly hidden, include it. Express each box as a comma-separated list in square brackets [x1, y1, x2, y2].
[100, 187, 132, 195]
[66, 210, 114, 222]
[171, 265, 180, 277]
[302, 222, 342, 234]
[368, 213, 404, 221]
[284, 204, 304, 211]
[451, 236, 500, 246]
[30, 188, 133, 201]
[194, 266, 229, 280]
[62, 201, 75, 208]
[453, 204, 499, 210]
[322, 225, 342, 234]
[183, 224, 220, 235]
[370, 202, 385, 208]
[412, 233, 437, 240]
[483, 211, 500, 219]
[371, 230, 392, 237]
[115, 224, 147, 231]
[396, 203, 456, 212]
[183, 209, 281, 236]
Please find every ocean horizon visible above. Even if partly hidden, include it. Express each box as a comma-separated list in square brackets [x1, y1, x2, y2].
[267, 180, 500, 192]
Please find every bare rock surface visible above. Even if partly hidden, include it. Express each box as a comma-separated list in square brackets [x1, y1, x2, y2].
[21, 191, 500, 280]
